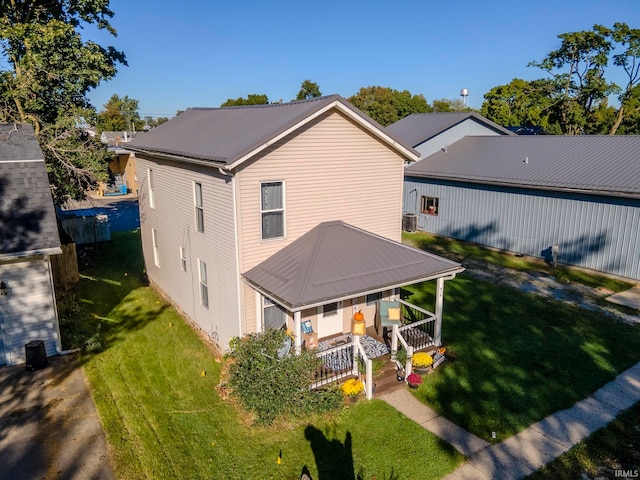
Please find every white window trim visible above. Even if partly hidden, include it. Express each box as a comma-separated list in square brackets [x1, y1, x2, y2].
[260, 180, 285, 240]
[180, 246, 187, 272]
[194, 181, 204, 233]
[198, 259, 209, 309]
[148, 168, 155, 209]
[152, 228, 160, 267]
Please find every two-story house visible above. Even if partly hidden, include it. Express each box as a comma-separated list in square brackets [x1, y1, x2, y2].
[127, 95, 463, 353]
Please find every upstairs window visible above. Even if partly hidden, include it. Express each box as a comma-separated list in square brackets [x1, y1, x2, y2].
[194, 182, 204, 233]
[261, 181, 284, 240]
[421, 196, 439, 216]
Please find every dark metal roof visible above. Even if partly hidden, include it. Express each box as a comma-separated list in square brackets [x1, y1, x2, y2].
[405, 135, 640, 198]
[0, 124, 61, 256]
[387, 112, 514, 147]
[127, 95, 419, 167]
[242, 221, 463, 311]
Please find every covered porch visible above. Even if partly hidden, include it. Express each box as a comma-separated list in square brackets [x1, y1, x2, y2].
[242, 221, 464, 398]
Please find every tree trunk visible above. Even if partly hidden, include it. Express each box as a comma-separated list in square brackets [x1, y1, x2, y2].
[609, 106, 624, 135]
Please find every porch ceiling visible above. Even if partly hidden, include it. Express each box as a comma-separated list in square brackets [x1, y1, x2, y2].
[242, 221, 464, 311]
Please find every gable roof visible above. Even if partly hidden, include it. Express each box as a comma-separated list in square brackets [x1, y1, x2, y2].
[242, 221, 463, 311]
[0, 124, 61, 257]
[405, 135, 640, 198]
[127, 95, 419, 170]
[387, 112, 514, 148]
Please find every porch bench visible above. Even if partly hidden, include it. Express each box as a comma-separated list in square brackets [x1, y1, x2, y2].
[375, 300, 402, 336]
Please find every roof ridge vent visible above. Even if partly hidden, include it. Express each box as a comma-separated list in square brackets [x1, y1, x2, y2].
[524, 156, 529, 164]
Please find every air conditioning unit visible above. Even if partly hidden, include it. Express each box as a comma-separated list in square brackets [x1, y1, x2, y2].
[402, 214, 417, 233]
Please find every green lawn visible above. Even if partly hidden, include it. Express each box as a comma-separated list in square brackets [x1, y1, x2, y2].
[403, 274, 640, 442]
[67, 232, 463, 479]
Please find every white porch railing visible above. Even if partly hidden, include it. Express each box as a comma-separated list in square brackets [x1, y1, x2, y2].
[310, 336, 375, 399]
[390, 299, 437, 380]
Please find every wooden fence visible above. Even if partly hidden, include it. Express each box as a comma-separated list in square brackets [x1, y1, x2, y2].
[51, 243, 79, 285]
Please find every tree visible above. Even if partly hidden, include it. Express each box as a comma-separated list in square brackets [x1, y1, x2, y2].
[144, 116, 169, 128]
[605, 23, 640, 134]
[96, 94, 143, 132]
[481, 78, 562, 133]
[0, 0, 126, 203]
[221, 94, 269, 106]
[348, 86, 430, 126]
[431, 98, 472, 112]
[296, 80, 322, 100]
[529, 26, 617, 134]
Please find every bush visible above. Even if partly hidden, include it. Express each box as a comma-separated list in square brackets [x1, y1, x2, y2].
[227, 329, 342, 424]
[56, 289, 103, 352]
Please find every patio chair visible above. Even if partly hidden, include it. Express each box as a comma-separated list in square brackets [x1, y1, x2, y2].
[375, 300, 402, 339]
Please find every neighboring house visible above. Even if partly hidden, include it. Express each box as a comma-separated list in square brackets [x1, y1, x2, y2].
[127, 95, 464, 354]
[0, 124, 63, 366]
[403, 134, 640, 281]
[505, 126, 546, 135]
[386, 111, 513, 159]
[98, 131, 140, 196]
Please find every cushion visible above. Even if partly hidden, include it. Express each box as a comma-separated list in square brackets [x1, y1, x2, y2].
[387, 307, 401, 321]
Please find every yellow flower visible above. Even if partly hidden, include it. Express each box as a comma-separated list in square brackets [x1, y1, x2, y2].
[412, 352, 434, 368]
[341, 378, 364, 397]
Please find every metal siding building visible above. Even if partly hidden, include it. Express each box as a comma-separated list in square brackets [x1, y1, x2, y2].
[404, 135, 640, 281]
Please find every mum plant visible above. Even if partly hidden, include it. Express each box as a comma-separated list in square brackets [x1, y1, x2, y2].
[341, 378, 364, 397]
[412, 351, 434, 368]
[407, 373, 422, 386]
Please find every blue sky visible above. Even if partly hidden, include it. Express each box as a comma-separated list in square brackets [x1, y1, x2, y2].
[86, 0, 638, 119]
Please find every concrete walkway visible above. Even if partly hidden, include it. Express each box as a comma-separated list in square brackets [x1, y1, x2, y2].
[379, 361, 640, 479]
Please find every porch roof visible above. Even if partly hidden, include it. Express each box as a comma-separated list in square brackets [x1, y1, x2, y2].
[242, 221, 464, 311]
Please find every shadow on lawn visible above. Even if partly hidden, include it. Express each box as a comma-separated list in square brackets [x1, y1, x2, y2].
[305, 425, 355, 480]
[405, 274, 639, 442]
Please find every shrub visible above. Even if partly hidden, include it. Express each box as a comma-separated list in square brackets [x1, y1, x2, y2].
[227, 329, 342, 424]
[412, 351, 433, 368]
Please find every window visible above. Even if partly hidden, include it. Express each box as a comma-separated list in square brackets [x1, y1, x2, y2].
[366, 292, 382, 307]
[421, 196, 439, 216]
[261, 181, 284, 239]
[194, 182, 204, 233]
[180, 247, 187, 272]
[148, 168, 155, 208]
[322, 302, 340, 317]
[263, 297, 286, 330]
[198, 259, 209, 308]
[152, 228, 160, 267]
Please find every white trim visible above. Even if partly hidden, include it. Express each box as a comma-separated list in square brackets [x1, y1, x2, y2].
[179, 246, 187, 272]
[0, 159, 45, 163]
[198, 258, 209, 309]
[0, 247, 62, 260]
[148, 167, 155, 208]
[152, 228, 160, 267]
[227, 100, 420, 170]
[193, 181, 204, 233]
[260, 180, 286, 241]
[254, 290, 262, 333]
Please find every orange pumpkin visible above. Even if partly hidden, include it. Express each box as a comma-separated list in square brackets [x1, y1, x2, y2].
[353, 311, 364, 322]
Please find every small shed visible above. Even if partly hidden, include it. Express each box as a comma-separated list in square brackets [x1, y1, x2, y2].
[58, 208, 111, 245]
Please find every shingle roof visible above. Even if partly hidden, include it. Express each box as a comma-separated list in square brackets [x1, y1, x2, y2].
[387, 112, 513, 147]
[0, 124, 61, 256]
[242, 221, 463, 311]
[405, 135, 640, 198]
[127, 95, 419, 168]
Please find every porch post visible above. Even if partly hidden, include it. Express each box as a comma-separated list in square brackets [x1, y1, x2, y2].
[434, 276, 445, 346]
[294, 311, 302, 354]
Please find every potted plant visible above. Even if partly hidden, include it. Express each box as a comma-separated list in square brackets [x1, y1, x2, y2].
[412, 352, 434, 374]
[407, 373, 422, 389]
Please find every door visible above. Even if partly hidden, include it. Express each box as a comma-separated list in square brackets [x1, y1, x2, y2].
[317, 301, 343, 338]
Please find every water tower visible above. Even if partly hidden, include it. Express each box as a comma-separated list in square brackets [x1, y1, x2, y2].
[460, 88, 469, 106]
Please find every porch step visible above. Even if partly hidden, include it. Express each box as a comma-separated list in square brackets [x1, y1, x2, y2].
[372, 356, 406, 396]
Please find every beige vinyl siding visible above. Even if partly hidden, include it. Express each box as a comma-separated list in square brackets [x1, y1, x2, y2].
[0, 257, 61, 366]
[237, 110, 405, 274]
[237, 110, 406, 335]
[137, 156, 241, 348]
